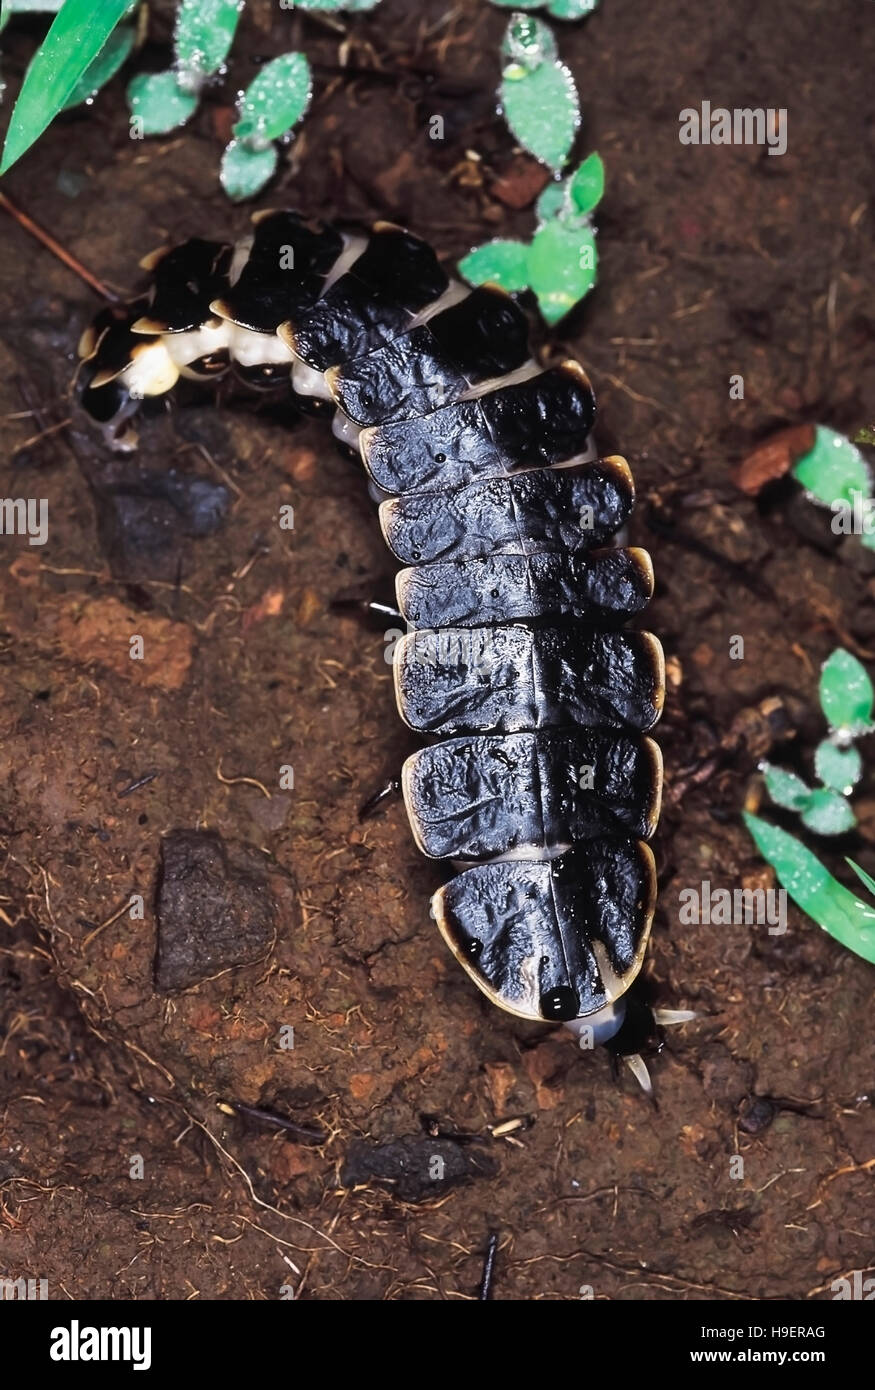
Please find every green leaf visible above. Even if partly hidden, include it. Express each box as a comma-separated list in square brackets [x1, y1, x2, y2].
[458, 239, 530, 293]
[526, 218, 596, 324]
[799, 788, 856, 836]
[61, 22, 135, 110]
[743, 814, 875, 964]
[814, 740, 862, 794]
[846, 857, 875, 899]
[2, 0, 64, 28]
[854, 426, 875, 447]
[232, 52, 312, 147]
[174, 0, 243, 90]
[289, 0, 382, 10]
[819, 648, 875, 737]
[791, 424, 871, 508]
[220, 138, 278, 201]
[535, 179, 569, 223]
[761, 763, 812, 812]
[499, 22, 579, 171]
[490, 0, 599, 13]
[569, 151, 604, 214]
[1, 0, 134, 174]
[547, 0, 600, 18]
[127, 70, 199, 135]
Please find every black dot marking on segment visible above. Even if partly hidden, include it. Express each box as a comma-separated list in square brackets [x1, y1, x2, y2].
[540, 986, 580, 1022]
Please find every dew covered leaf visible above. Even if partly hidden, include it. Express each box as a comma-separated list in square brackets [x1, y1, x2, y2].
[526, 218, 596, 324]
[814, 740, 862, 794]
[290, 0, 382, 9]
[761, 763, 812, 812]
[791, 424, 871, 508]
[127, 70, 199, 135]
[743, 813, 875, 964]
[220, 138, 279, 201]
[819, 648, 875, 737]
[458, 239, 530, 292]
[61, 21, 135, 110]
[499, 18, 579, 172]
[490, 0, 599, 13]
[799, 788, 856, 836]
[547, 0, 600, 15]
[233, 52, 312, 146]
[1, 0, 65, 34]
[174, 0, 243, 88]
[1, 0, 134, 173]
[535, 179, 569, 223]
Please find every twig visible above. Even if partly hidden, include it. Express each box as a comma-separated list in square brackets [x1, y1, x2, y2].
[0, 191, 119, 303]
[82, 898, 133, 950]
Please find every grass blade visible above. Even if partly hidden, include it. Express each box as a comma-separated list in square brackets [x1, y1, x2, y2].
[1, 0, 133, 174]
[743, 813, 875, 964]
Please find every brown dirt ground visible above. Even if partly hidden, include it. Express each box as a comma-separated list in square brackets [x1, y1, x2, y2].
[1, 0, 873, 1301]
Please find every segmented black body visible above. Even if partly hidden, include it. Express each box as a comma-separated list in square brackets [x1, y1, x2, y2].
[77, 211, 665, 1042]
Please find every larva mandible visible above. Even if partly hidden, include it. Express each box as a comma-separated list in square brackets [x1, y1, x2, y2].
[77, 210, 688, 1093]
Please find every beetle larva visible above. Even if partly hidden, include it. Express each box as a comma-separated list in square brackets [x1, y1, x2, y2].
[77, 210, 682, 1092]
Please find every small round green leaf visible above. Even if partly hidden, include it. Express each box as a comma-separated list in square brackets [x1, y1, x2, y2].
[791, 424, 872, 508]
[799, 789, 857, 836]
[291, 0, 382, 9]
[232, 52, 312, 147]
[547, 0, 600, 18]
[569, 151, 604, 214]
[819, 648, 875, 737]
[220, 138, 279, 201]
[535, 179, 570, 223]
[761, 763, 812, 812]
[62, 22, 135, 110]
[499, 26, 579, 171]
[458, 239, 530, 293]
[127, 70, 199, 135]
[526, 219, 597, 324]
[814, 740, 862, 794]
[174, 0, 244, 90]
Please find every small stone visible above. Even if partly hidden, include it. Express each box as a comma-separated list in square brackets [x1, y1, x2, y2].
[340, 1136, 498, 1203]
[155, 829, 292, 991]
[281, 448, 318, 483]
[295, 587, 322, 627]
[738, 1095, 776, 1135]
[490, 154, 551, 210]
